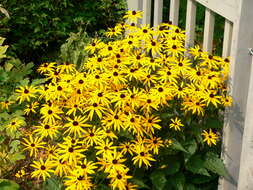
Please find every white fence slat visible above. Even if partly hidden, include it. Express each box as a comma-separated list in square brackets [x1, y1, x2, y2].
[185, 0, 197, 48]
[222, 19, 233, 58]
[154, 0, 163, 27]
[237, 56, 253, 189]
[169, 0, 180, 26]
[219, 0, 253, 189]
[127, 0, 140, 11]
[203, 8, 215, 53]
[195, 0, 237, 22]
[142, 0, 152, 25]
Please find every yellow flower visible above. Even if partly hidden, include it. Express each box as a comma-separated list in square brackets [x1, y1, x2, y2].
[64, 115, 90, 137]
[51, 155, 71, 177]
[24, 101, 39, 115]
[16, 85, 37, 103]
[132, 145, 155, 168]
[31, 158, 54, 181]
[22, 135, 46, 157]
[108, 168, 132, 190]
[201, 129, 218, 146]
[57, 143, 85, 166]
[40, 103, 63, 124]
[64, 169, 93, 190]
[95, 139, 117, 156]
[5, 118, 25, 133]
[0, 99, 14, 110]
[76, 159, 97, 175]
[123, 10, 143, 23]
[169, 117, 184, 131]
[15, 169, 25, 178]
[33, 122, 59, 139]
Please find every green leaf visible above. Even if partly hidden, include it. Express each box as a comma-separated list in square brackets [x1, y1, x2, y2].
[31, 78, 47, 86]
[0, 179, 20, 190]
[4, 63, 13, 72]
[183, 139, 197, 155]
[150, 170, 167, 190]
[205, 117, 222, 129]
[183, 139, 198, 163]
[171, 139, 188, 153]
[170, 173, 185, 190]
[0, 45, 8, 59]
[43, 178, 63, 190]
[191, 175, 216, 184]
[10, 140, 20, 153]
[9, 152, 25, 163]
[185, 184, 199, 190]
[163, 159, 180, 175]
[186, 155, 210, 176]
[204, 152, 229, 178]
[0, 135, 5, 143]
[129, 178, 150, 189]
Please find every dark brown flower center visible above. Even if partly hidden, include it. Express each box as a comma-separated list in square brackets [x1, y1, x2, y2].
[172, 45, 177, 49]
[90, 133, 95, 137]
[140, 152, 145, 156]
[117, 174, 122, 179]
[158, 87, 164, 92]
[73, 121, 79, 126]
[44, 125, 50, 129]
[68, 147, 74, 153]
[77, 176, 84, 180]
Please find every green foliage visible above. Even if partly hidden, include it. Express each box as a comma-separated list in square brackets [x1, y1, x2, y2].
[0, 179, 20, 190]
[0, 37, 35, 179]
[59, 29, 90, 69]
[43, 178, 64, 190]
[0, 0, 127, 64]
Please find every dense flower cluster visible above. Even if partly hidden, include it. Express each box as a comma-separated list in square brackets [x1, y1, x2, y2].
[15, 11, 231, 190]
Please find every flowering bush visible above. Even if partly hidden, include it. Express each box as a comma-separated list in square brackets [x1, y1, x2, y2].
[9, 11, 232, 190]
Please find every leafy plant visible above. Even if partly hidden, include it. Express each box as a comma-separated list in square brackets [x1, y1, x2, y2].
[7, 11, 232, 190]
[0, 0, 127, 64]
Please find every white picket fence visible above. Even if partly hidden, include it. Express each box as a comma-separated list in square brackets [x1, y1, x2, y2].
[127, 0, 253, 189]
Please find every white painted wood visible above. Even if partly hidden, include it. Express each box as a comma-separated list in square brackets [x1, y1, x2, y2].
[195, 0, 237, 22]
[127, 0, 140, 11]
[237, 57, 253, 190]
[222, 19, 233, 58]
[142, 0, 152, 25]
[185, 0, 196, 48]
[154, 0, 163, 27]
[203, 8, 215, 53]
[169, 0, 180, 26]
[219, 0, 253, 189]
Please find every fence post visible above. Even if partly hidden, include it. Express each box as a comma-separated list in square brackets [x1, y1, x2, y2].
[219, 0, 253, 189]
[154, 0, 163, 27]
[127, 0, 140, 11]
[185, 0, 197, 48]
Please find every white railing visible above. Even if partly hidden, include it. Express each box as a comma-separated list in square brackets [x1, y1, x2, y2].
[127, 0, 253, 189]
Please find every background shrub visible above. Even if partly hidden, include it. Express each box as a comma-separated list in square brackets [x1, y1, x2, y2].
[0, 0, 126, 64]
